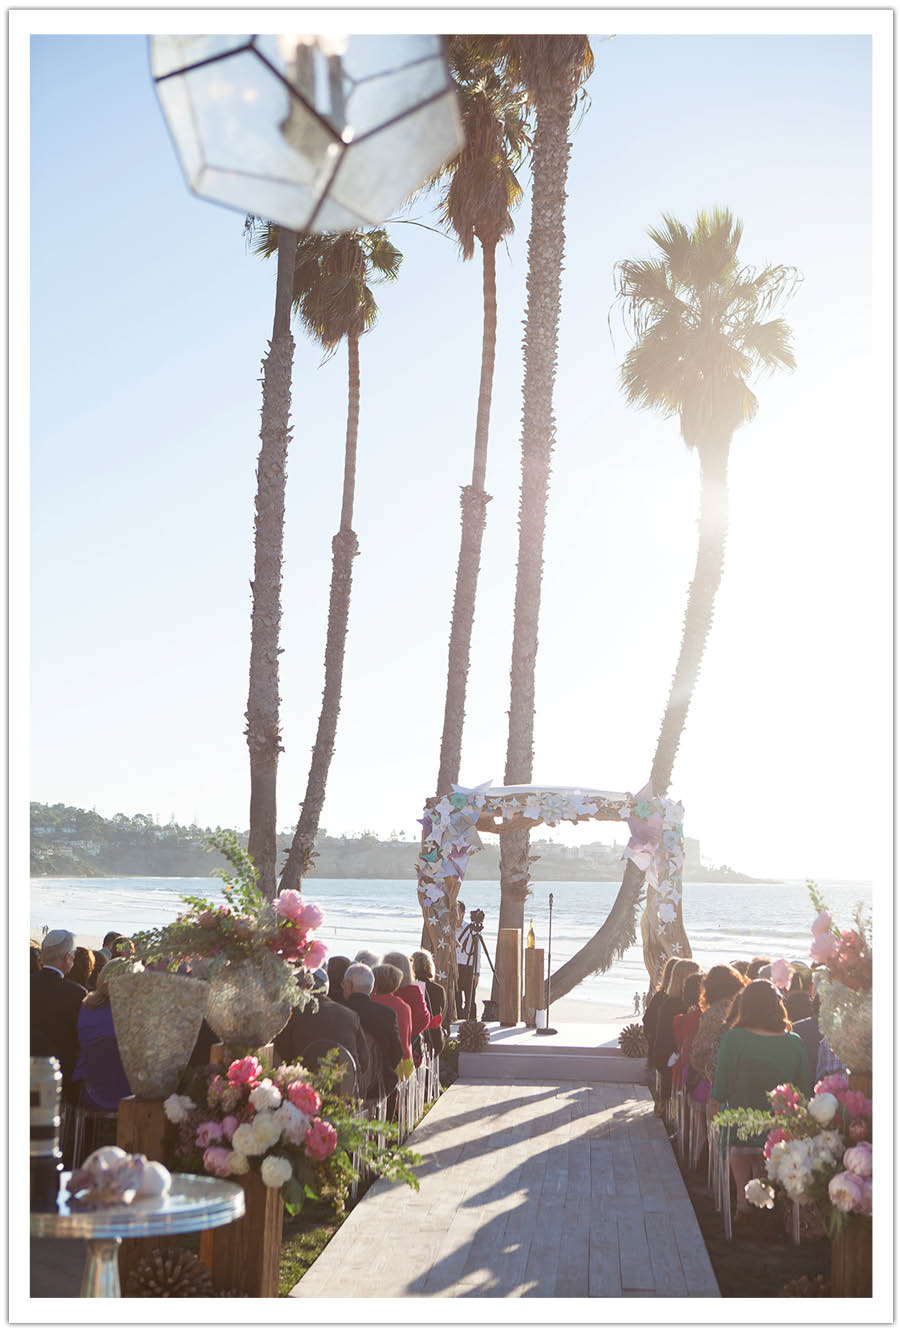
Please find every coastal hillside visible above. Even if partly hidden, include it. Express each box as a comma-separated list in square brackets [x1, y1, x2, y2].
[30, 803, 760, 883]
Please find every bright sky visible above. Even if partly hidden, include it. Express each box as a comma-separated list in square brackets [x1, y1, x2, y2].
[19, 13, 891, 884]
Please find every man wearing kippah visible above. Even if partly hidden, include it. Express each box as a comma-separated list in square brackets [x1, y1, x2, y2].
[30, 930, 86, 1101]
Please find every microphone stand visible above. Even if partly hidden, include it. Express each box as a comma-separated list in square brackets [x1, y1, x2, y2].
[535, 891, 558, 1036]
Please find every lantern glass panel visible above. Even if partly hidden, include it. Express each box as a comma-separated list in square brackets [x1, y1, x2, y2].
[151, 35, 252, 80]
[341, 37, 451, 138]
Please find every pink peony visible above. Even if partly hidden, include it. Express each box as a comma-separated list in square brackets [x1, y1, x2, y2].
[837, 1089, 872, 1121]
[227, 1056, 262, 1088]
[764, 1128, 790, 1160]
[769, 958, 793, 990]
[815, 1072, 849, 1096]
[202, 1146, 233, 1178]
[848, 1118, 868, 1142]
[304, 939, 328, 970]
[273, 889, 305, 924]
[287, 1082, 321, 1117]
[856, 1178, 872, 1216]
[810, 932, 837, 962]
[304, 1117, 338, 1162]
[195, 1120, 224, 1148]
[811, 911, 832, 935]
[828, 1170, 867, 1213]
[300, 902, 325, 930]
[221, 1114, 239, 1142]
[843, 1142, 872, 1178]
[771, 1084, 801, 1113]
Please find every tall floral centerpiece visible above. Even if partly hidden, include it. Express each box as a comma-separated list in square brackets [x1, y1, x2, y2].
[808, 883, 872, 1078]
[133, 831, 328, 1050]
[164, 1050, 420, 1216]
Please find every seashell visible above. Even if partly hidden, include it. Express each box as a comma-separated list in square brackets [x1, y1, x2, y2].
[135, 1160, 171, 1198]
[83, 1145, 128, 1170]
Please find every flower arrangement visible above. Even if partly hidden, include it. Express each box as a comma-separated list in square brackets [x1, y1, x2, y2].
[713, 1073, 872, 1237]
[131, 831, 327, 1013]
[164, 1050, 420, 1216]
[807, 882, 872, 1072]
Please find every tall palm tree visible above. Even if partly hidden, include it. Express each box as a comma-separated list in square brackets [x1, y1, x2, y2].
[428, 41, 530, 802]
[550, 208, 798, 998]
[245, 224, 298, 899]
[473, 36, 595, 975]
[248, 225, 403, 892]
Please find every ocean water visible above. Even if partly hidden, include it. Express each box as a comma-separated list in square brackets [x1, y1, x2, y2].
[30, 875, 871, 1011]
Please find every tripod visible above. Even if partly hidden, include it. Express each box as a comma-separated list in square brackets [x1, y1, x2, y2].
[464, 920, 496, 1020]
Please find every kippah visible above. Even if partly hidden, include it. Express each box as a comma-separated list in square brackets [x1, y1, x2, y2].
[43, 929, 72, 949]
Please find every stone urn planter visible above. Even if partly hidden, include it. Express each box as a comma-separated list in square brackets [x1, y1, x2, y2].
[109, 971, 209, 1099]
[204, 957, 293, 1051]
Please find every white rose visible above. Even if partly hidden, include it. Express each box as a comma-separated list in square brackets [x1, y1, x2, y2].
[231, 1123, 261, 1156]
[251, 1111, 281, 1151]
[808, 1092, 839, 1125]
[249, 1078, 282, 1112]
[274, 1102, 311, 1146]
[163, 1094, 195, 1125]
[260, 1154, 293, 1189]
[227, 1151, 250, 1176]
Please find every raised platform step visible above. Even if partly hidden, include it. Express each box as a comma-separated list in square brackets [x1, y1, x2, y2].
[459, 1049, 648, 1082]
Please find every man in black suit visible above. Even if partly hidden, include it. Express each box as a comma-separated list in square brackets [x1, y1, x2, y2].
[30, 929, 87, 1100]
[341, 963, 402, 1096]
[275, 969, 370, 1093]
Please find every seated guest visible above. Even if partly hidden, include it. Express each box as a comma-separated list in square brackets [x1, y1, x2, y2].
[642, 957, 680, 1056]
[342, 963, 402, 1093]
[73, 961, 131, 1110]
[711, 979, 809, 1216]
[30, 941, 42, 974]
[275, 967, 370, 1094]
[671, 971, 704, 1091]
[111, 937, 136, 960]
[354, 949, 379, 968]
[690, 964, 747, 1087]
[69, 946, 96, 991]
[784, 967, 814, 1023]
[650, 958, 701, 1097]
[327, 956, 351, 1003]
[382, 951, 435, 1042]
[31, 930, 87, 1100]
[371, 964, 413, 1067]
[411, 948, 446, 1053]
[746, 955, 771, 980]
[730, 960, 751, 977]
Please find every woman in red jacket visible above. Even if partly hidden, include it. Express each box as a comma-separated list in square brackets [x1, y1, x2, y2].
[371, 964, 413, 1076]
[382, 951, 442, 1066]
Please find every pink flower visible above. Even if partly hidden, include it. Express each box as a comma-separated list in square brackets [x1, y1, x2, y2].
[815, 1072, 849, 1096]
[810, 932, 837, 962]
[287, 1082, 321, 1117]
[856, 1178, 872, 1215]
[304, 939, 328, 970]
[811, 911, 832, 935]
[828, 1170, 867, 1213]
[848, 1118, 868, 1142]
[300, 902, 325, 930]
[769, 958, 793, 990]
[764, 1128, 790, 1160]
[221, 1115, 239, 1142]
[227, 1056, 262, 1088]
[770, 1084, 800, 1114]
[273, 888, 305, 924]
[304, 1118, 338, 1161]
[202, 1146, 233, 1178]
[195, 1120, 224, 1148]
[843, 1142, 872, 1178]
[837, 1089, 872, 1121]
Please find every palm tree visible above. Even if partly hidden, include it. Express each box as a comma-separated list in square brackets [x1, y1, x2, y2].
[247, 226, 403, 892]
[550, 208, 798, 999]
[428, 41, 530, 802]
[472, 36, 595, 976]
[245, 224, 298, 899]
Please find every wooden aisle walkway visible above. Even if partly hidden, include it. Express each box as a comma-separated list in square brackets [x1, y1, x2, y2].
[290, 1077, 720, 1298]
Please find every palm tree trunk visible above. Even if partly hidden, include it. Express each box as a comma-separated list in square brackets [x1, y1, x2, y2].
[495, 86, 573, 988]
[280, 332, 361, 891]
[434, 240, 497, 801]
[548, 445, 730, 998]
[246, 226, 296, 899]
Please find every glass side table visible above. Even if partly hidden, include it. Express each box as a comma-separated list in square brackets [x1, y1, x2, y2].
[30, 1172, 245, 1297]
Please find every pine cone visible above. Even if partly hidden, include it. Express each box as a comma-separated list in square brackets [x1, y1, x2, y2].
[457, 1019, 490, 1053]
[124, 1248, 214, 1298]
[619, 1023, 648, 1058]
[782, 1273, 829, 1297]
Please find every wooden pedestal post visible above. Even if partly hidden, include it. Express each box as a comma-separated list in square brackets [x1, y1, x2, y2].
[831, 1216, 872, 1297]
[498, 929, 522, 1026]
[199, 1173, 284, 1297]
[524, 949, 545, 1027]
[116, 1097, 168, 1286]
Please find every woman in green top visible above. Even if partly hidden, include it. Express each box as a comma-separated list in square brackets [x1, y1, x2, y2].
[710, 979, 809, 1217]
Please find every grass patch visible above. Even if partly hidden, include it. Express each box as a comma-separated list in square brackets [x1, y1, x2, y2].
[278, 1201, 341, 1296]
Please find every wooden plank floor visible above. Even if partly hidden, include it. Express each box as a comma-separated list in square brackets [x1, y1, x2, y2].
[290, 1078, 719, 1299]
